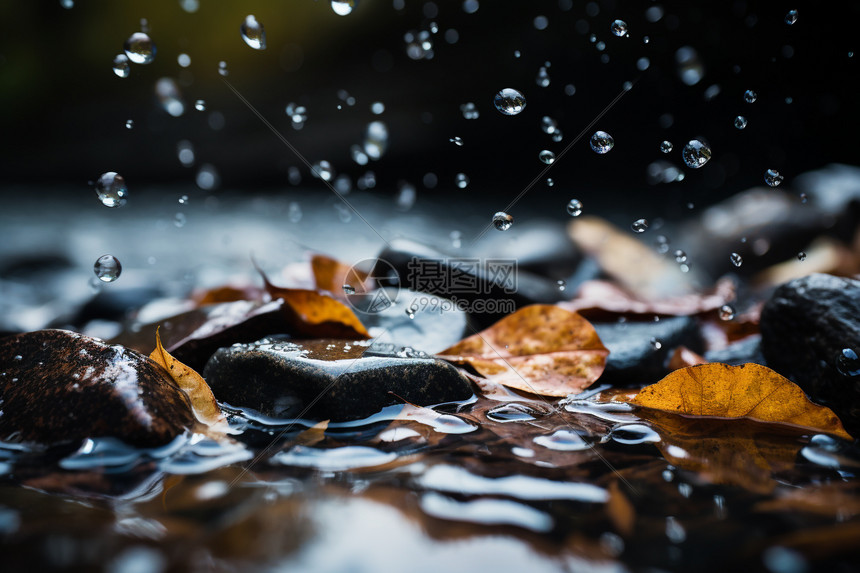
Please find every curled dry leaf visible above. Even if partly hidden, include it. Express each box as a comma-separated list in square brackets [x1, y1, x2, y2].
[437, 305, 608, 397]
[150, 327, 228, 430]
[631, 362, 852, 440]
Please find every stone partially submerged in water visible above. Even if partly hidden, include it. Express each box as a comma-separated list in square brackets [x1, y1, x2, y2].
[0, 330, 195, 447]
[203, 337, 474, 421]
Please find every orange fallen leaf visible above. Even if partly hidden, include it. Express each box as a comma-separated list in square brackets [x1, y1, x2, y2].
[311, 254, 370, 301]
[150, 327, 227, 429]
[191, 284, 263, 307]
[631, 362, 852, 440]
[437, 305, 608, 397]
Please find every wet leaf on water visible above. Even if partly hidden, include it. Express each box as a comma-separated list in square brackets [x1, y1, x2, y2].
[606, 480, 635, 537]
[292, 420, 329, 447]
[437, 305, 609, 397]
[630, 363, 852, 440]
[150, 327, 227, 430]
[754, 481, 860, 518]
[310, 254, 370, 301]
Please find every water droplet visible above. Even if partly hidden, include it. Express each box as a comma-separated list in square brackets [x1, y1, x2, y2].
[682, 139, 712, 168]
[331, 0, 357, 16]
[564, 83, 576, 96]
[285, 102, 308, 129]
[124, 32, 156, 65]
[196, 164, 220, 190]
[94, 172, 128, 207]
[450, 136, 464, 146]
[734, 115, 748, 129]
[541, 116, 558, 134]
[60, 0, 74, 8]
[311, 160, 335, 181]
[492, 211, 513, 231]
[539, 150, 556, 164]
[764, 169, 784, 187]
[177, 140, 195, 167]
[460, 102, 480, 119]
[405, 306, 416, 320]
[551, 129, 563, 142]
[240, 15, 266, 50]
[650, 337, 663, 350]
[288, 202, 303, 222]
[178, 195, 189, 205]
[218, 61, 229, 76]
[370, 101, 385, 115]
[112, 54, 130, 78]
[730, 252, 743, 267]
[797, 251, 806, 261]
[744, 89, 757, 103]
[610, 19, 628, 37]
[455, 173, 470, 188]
[836, 348, 860, 377]
[630, 218, 649, 234]
[494, 88, 526, 115]
[566, 199, 583, 217]
[155, 77, 184, 117]
[174, 212, 187, 228]
[557, 280, 566, 291]
[545, 177, 554, 187]
[450, 230, 462, 249]
[535, 66, 550, 87]
[342, 284, 356, 296]
[590, 130, 614, 154]
[94, 255, 122, 283]
[177, 53, 191, 67]
[364, 121, 389, 160]
[785, 9, 798, 25]
[660, 140, 673, 154]
[675, 46, 704, 85]
[719, 304, 735, 321]
[799, 192, 808, 204]
[674, 249, 687, 263]
[125, 119, 134, 129]
[665, 516, 686, 543]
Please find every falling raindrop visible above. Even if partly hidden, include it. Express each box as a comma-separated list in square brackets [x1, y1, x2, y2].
[545, 178, 554, 187]
[660, 140, 673, 154]
[590, 131, 614, 154]
[460, 102, 480, 119]
[675, 46, 704, 85]
[494, 88, 527, 115]
[177, 53, 191, 67]
[331, 0, 357, 16]
[744, 89, 757, 103]
[674, 250, 687, 263]
[730, 252, 743, 267]
[719, 304, 735, 321]
[535, 66, 550, 87]
[449, 136, 464, 146]
[240, 15, 266, 50]
[610, 19, 628, 37]
[112, 54, 130, 78]
[60, 0, 74, 8]
[541, 116, 558, 134]
[797, 251, 807, 261]
[734, 115, 748, 129]
[785, 9, 798, 25]
[682, 139, 711, 168]
[557, 280, 566, 292]
[177, 140, 195, 167]
[455, 173, 470, 188]
[125, 119, 134, 129]
[371, 101, 385, 114]
[94, 255, 122, 283]
[174, 213, 187, 228]
[538, 150, 556, 164]
[492, 212, 513, 231]
[94, 172, 128, 208]
[631, 219, 649, 233]
[124, 32, 156, 64]
[637, 57, 650, 71]
[155, 77, 184, 117]
[363, 121, 389, 160]
[566, 199, 583, 217]
[650, 337, 663, 350]
[764, 169, 784, 187]
[196, 164, 220, 190]
[194, 99, 206, 111]
[311, 160, 335, 181]
[288, 202, 303, 222]
[218, 61, 229, 76]
[178, 195, 189, 205]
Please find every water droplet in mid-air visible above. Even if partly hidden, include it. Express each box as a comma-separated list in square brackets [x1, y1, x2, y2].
[331, 0, 357, 16]
[535, 66, 550, 87]
[744, 89, 757, 103]
[194, 99, 206, 111]
[567, 199, 583, 217]
[311, 160, 335, 181]
[836, 348, 860, 378]
[660, 140, 673, 154]
[95, 172, 128, 208]
[650, 337, 663, 350]
[455, 173, 469, 188]
[218, 61, 229, 76]
[675, 46, 704, 85]
[719, 304, 735, 321]
[450, 136, 463, 146]
[730, 252, 743, 267]
[557, 280, 566, 292]
[611, 19, 628, 37]
[631, 219, 649, 233]
[674, 250, 687, 263]
[112, 54, 130, 78]
[492, 211, 513, 231]
[178, 195, 189, 205]
[764, 169, 784, 187]
[541, 116, 558, 134]
[734, 115, 748, 129]
[174, 213, 187, 228]
[460, 102, 480, 119]
[682, 139, 711, 168]
[342, 284, 356, 295]
[155, 77, 184, 117]
[240, 15, 266, 50]
[590, 131, 614, 154]
[539, 150, 556, 164]
[94, 255, 122, 283]
[124, 32, 156, 64]
[125, 119, 134, 129]
[494, 88, 526, 115]
[797, 251, 807, 261]
[785, 9, 798, 25]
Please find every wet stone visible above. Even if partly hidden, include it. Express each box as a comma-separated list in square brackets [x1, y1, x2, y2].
[0, 330, 194, 448]
[202, 337, 474, 421]
[760, 273, 860, 434]
[593, 316, 703, 384]
[704, 334, 765, 366]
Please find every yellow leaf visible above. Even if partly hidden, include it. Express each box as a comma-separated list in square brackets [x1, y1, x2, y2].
[631, 362, 852, 440]
[150, 327, 226, 428]
[437, 305, 608, 397]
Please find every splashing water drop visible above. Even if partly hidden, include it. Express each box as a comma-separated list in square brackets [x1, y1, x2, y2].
[538, 150, 556, 164]
[734, 115, 748, 129]
[611, 19, 628, 37]
[124, 32, 156, 64]
[660, 140, 673, 154]
[94, 255, 122, 283]
[494, 88, 526, 115]
[492, 212, 513, 231]
[112, 54, 130, 78]
[590, 131, 614, 154]
[95, 172, 128, 208]
[764, 169, 784, 187]
[744, 89, 757, 103]
[240, 15, 266, 50]
[730, 252, 743, 267]
[719, 304, 735, 321]
[449, 136, 464, 146]
[331, 0, 357, 16]
[631, 219, 649, 233]
[566, 199, 583, 217]
[785, 9, 798, 25]
[682, 139, 711, 168]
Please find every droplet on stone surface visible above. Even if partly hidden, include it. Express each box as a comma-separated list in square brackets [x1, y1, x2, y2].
[631, 219, 649, 233]
[682, 139, 711, 168]
[660, 140, 673, 153]
[590, 130, 614, 154]
[95, 172, 128, 208]
[764, 169, 784, 187]
[719, 304, 735, 321]
[744, 89, 757, 103]
[730, 252, 743, 267]
[539, 150, 556, 164]
[94, 255, 122, 283]
[566, 199, 583, 217]
[494, 88, 526, 115]
[610, 19, 628, 37]
[112, 54, 130, 78]
[124, 32, 156, 65]
[734, 115, 748, 129]
[331, 0, 357, 16]
[492, 211, 513, 231]
[240, 15, 266, 50]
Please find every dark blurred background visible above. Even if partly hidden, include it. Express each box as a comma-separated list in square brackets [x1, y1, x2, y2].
[0, 0, 858, 215]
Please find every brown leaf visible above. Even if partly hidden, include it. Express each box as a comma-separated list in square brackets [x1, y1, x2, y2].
[311, 254, 370, 301]
[150, 327, 226, 429]
[631, 362, 852, 440]
[667, 346, 708, 370]
[606, 480, 635, 537]
[437, 305, 608, 397]
[191, 284, 263, 307]
[292, 420, 329, 447]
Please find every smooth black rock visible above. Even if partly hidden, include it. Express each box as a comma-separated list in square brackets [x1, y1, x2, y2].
[0, 330, 194, 447]
[594, 316, 703, 384]
[71, 284, 166, 327]
[705, 335, 765, 366]
[760, 273, 860, 433]
[203, 337, 474, 421]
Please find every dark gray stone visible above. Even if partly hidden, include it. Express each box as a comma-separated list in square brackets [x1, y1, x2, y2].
[760, 273, 860, 434]
[0, 329, 195, 448]
[203, 337, 474, 421]
[594, 316, 703, 384]
[705, 335, 765, 366]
